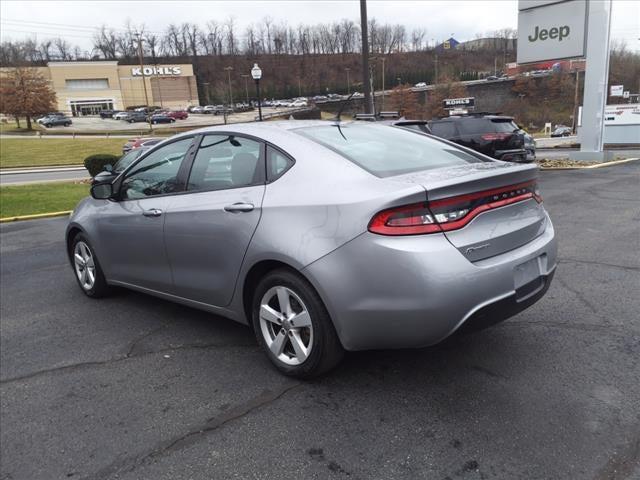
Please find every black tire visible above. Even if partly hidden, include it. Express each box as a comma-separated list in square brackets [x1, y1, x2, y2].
[70, 233, 112, 298]
[251, 269, 344, 378]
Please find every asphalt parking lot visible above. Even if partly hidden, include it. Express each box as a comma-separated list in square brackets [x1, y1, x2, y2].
[42, 107, 282, 132]
[1, 163, 639, 480]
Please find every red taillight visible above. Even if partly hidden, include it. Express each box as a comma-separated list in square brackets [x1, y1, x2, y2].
[481, 132, 511, 141]
[369, 180, 542, 236]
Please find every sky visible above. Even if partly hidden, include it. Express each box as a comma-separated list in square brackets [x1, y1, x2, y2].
[1, 0, 638, 53]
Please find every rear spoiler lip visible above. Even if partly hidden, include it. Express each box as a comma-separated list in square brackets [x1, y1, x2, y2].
[425, 163, 538, 202]
[390, 162, 538, 203]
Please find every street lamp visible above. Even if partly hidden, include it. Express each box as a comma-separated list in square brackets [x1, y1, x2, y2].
[251, 63, 263, 121]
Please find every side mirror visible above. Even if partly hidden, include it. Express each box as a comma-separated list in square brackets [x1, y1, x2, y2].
[90, 182, 113, 200]
[103, 164, 113, 172]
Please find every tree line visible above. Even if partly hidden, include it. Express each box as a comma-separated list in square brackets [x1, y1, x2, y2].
[0, 17, 520, 65]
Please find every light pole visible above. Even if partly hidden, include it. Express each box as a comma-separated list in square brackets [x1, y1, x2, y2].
[240, 74, 250, 104]
[251, 63, 263, 121]
[134, 32, 152, 130]
[345, 67, 351, 95]
[224, 66, 234, 108]
[381, 56, 386, 110]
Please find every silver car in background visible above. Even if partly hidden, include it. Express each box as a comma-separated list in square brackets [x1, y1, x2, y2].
[66, 121, 557, 378]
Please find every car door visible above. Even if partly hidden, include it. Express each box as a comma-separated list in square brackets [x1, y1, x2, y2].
[96, 136, 196, 292]
[163, 133, 266, 306]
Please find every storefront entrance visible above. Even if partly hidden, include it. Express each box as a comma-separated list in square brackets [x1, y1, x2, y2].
[69, 100, 114, 116]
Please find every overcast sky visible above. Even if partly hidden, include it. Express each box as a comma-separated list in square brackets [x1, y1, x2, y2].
[1, 0, 638, 52]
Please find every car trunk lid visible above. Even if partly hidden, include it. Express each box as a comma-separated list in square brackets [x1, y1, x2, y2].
[391, 162, 546, 262]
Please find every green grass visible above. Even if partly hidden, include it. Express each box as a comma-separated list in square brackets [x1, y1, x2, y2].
[0, 138, 124, 168]
[0, 181, 89, 218]
[0, 121, 43, 134]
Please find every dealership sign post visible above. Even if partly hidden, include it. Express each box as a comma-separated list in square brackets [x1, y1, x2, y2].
[518, 0, 613, 160]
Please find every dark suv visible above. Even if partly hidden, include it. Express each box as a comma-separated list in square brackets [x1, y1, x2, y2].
[428, 114, 530, 162]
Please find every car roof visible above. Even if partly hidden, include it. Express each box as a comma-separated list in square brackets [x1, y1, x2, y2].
[431, 115, 514, 122]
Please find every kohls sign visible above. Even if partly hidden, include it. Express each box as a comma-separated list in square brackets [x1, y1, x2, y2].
[131, 66, 182, 76]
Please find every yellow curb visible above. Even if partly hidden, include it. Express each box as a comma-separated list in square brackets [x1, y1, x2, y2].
[539, 157, 639, 170]
[0, 210, 72, 223]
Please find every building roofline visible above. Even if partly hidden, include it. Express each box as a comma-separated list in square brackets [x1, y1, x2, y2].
[47, 61, 119, 67]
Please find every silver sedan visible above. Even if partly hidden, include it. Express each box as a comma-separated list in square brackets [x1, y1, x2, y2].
[66, 121, 557, 377]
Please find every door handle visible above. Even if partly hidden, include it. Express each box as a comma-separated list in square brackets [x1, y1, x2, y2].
[224, 203, 254, 213]
[142, 208, 163, 217]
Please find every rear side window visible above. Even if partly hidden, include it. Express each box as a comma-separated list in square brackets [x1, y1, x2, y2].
[429, 121, 457, 138]
[187, 135, 264, 192]
[295, 124, 484, 178]
[266, 146, 294, 182]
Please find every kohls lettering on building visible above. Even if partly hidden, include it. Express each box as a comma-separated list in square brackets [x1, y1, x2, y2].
[131, 66, 182, 76]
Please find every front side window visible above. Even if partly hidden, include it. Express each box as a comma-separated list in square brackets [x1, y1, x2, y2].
[120, 138, 193, 199]
[296, 124, 483, 178]
[187, 135, 264, 192]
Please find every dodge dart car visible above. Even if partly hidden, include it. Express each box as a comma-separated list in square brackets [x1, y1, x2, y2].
[66, 121, 557, 377]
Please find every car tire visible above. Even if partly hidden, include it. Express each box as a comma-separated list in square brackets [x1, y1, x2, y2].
[170, 119, 175, 123]
[128, 120, 134, 123]
[70, 233, 112, 298]
[252, 269, 344, 378]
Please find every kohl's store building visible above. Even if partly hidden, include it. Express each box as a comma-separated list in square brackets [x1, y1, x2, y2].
[16, 61, 200, 115]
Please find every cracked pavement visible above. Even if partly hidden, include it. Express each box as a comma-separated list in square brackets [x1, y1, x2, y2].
[1, 163, 639, 480]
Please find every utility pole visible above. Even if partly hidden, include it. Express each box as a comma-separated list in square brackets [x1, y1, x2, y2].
[134, 32, 152, 130]
[241, 74, 250, 104]
[434, 53, 438, 85]
[345, 67, 351, 95]
[360, 0, 373, 114]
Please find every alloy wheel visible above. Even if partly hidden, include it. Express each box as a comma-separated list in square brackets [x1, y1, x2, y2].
[259, 286, 313, 366]
[74, 241, 96, 291]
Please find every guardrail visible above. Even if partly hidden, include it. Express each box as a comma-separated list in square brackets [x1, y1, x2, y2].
[256, 107, 312, 121]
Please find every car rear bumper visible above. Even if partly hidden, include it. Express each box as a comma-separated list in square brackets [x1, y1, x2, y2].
[303, 213, 557, 351]
[496, 148, 528, 161]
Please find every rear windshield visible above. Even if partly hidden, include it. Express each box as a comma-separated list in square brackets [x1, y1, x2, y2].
[457, 118, 518, 135]
[295, 124, 484, 177]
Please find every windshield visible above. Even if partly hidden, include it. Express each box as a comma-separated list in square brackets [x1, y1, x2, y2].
[295, 124, 485, 177]
[457, 118, 518, 135]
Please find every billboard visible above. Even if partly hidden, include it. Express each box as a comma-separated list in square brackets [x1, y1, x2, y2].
[517, 0, 587, 64]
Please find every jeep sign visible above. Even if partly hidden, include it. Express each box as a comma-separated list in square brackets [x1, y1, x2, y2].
[131, 66, 182, 76]
[517, 0, 587, 64]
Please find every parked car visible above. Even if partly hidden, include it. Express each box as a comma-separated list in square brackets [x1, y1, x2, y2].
[312, 95, 328, 102]
[41, 115, 72, 128]
[149, 113, 176, 124]
[68, 121, 556, 378]
[428, 114, 530, 162]
[291, 100, 308, 107]
[414, 82, 427, 88]
[550, 126, 573, 137]
[518, 128, 536, 161]
[190, 106, 205, 114]
[36, 112, 65, 124]
[121, 137, 163, 154]
[163, 110, 186, 120]
[99, 110, 120, 119]
[123, 112, 149, 123]
[113, 111, 131, 120]
[485, 75, 499, 81]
